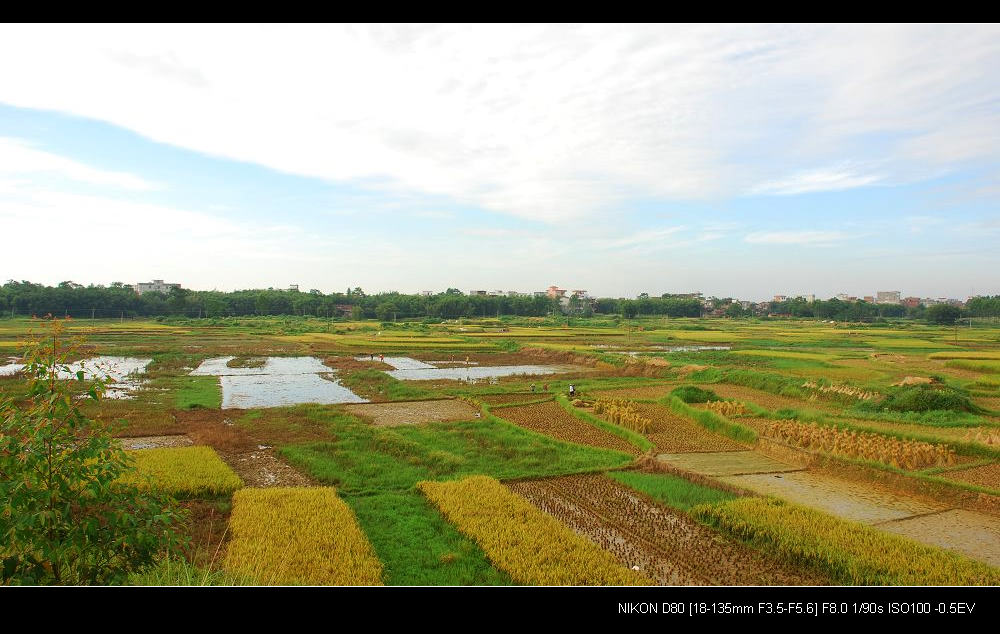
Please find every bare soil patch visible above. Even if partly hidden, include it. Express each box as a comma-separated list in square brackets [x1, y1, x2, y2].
[476, 392, 549, 405]
[496, 401, 639, 455]
[940, 462, 1000, 490]
[509, 474, 827, 586]
[344, 399, 481, 426]
[220, 447, 316, 488]
[119, 434, 193, 450]
[632, 402, 750, 453]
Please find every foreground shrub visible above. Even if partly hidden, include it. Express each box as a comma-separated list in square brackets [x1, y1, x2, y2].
[418, 476, 651, 586]
[861, 384, 977, 413]
[670, 385, 720, 403]
[691, 497, 999, 585]
[224, 487, 383, 585]
[0, 319, 186, 585]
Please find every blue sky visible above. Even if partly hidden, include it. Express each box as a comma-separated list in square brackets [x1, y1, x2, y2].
[0, 24, 997, 301]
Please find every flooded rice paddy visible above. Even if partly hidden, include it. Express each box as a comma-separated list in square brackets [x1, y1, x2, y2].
[0, 356, 151, 399]
[190, 356, 367, 409]
[361, 356, 562, 382]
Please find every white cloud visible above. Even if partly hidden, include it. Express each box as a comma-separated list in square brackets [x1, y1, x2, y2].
[603, 226, 685, 249]
[745, 230, 851, 246]
[749, 163, 884, 196]
[0, 137, 159, 191]
[0, 25, 996, 221]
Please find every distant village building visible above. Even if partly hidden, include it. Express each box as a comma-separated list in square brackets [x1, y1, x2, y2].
[805, 294, 815, 303]
[876, 291, 901, 304]
[835, 293, 850, 301]
[864, 296, 875, 303]
[469, 290, 488, 296]
[288, 284, 299, 292]
[546, 285, 567, 299]
[134, 279, 181, 295]
[420, 290, 434, 296]
[773, 295, 787, 302]
[903, 296, 921, 308]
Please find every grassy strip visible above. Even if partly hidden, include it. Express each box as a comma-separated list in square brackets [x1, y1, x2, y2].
[172, 375, 221, 409]
[338, 368, 440, 401]
[691, 497, 1000, 585]
[689, 367, 807, 398]
[663, 395, 758, 444]
[946, 359, 1000, 374]
[418, 476, 652, 586]
[123, 446, 242, 498]
[224, 487, 383, 585]
[607, 470, 737, 511]
[282, 412, 633, 495]
[554, 394, 653, 452]
[347, 492, 511, 586]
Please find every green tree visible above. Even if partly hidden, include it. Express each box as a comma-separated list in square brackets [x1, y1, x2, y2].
[926, 303, 963, 325]
[0, 319, 187, 584]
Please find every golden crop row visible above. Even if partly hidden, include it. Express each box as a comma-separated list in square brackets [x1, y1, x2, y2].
[763, 420, 955, 470]
[801, 380, 878, 401]
[593, 398, 653, 434]
[702, 400, 748, 416]
[691, 497, 1000, 586]
[122, 446, 243, 497]
[224, 487, 383, 586]
[418, 476, 652, 586]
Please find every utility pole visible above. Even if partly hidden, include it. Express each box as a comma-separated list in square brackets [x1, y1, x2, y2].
[91, 307, 95, 320]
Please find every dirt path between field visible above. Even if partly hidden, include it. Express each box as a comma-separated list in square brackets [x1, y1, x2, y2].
[509, 474, 828, 586]
[173, 409, 316, 488]
[657, 450, 1000, 567]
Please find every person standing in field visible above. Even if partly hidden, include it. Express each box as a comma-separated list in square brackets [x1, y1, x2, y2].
[568, 384, 575, 397]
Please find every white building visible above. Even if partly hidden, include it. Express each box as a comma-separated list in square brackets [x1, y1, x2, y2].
[876, 291, 901, 304]
[134, 279, 181, 295]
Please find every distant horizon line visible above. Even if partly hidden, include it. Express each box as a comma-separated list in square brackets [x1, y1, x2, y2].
[5, 278, 987, 304]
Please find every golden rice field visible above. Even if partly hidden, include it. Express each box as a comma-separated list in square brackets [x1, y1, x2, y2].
[417, 476, 652, 586]
[760, 420, 957, 470]
[692, 497, 1000, 586]
[224, 487, 383, 586]
[123, 446, 243, 497]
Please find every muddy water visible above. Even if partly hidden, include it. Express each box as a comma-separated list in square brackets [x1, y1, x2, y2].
[190, 356, 367, 408]
[657, 451, 802, 476]
[719, 471, 945, 524]
[662, 450, 1000, 567]
[0, 356, 151, 399]
[877, 509, 1000, 567]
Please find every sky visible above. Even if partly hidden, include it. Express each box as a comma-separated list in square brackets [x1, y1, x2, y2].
[0, 23, 997, 301]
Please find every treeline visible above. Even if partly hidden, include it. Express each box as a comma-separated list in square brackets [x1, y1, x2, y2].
[2, 281, 994, 322]
[966, 296, 1000, 318]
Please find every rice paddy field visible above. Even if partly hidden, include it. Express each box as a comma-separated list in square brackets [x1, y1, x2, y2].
[2, 315, 999, 585]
